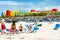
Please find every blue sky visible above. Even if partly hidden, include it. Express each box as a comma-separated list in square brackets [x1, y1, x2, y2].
[0, 0, 60, 16]
[0, 0, 44, 2]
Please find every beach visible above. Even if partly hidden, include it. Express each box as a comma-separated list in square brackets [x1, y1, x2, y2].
[0, 22, 60, 40]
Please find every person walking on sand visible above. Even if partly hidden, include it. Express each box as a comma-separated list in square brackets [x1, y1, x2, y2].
[1, 18, 6, 35]
[10, 20, 16, 35]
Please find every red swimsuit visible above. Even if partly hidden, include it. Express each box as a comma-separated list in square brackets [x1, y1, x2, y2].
[1, 24, 6, 30]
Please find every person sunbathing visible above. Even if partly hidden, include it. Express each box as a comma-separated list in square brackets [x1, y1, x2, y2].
[1, 18, 6, 35]
[18, 23, 24, 32]
[33, 19, 38, 27]
[28, 24, 33, 33]
[10, 21, 16, 35]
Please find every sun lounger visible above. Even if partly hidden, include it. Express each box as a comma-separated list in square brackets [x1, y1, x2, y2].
[54, 24, 60, 30]
[44, 18, 51, 22]
[30, 19, 35, 22]
[0, 28, 2, 32]
[5, 29, 10, 34]
[0, 28, 10, 34]
[26, 24, 30, 29]
[31, 27, 39, 33]
[52, 18, 58, 22]
[39, 20, 43, 22]
[33, 23, 42, 27]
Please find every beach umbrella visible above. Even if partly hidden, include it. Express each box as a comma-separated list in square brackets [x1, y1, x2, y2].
[31, 10, 36, 12]
[6, 10, 11, 17]
[10, 11, 15, 17]
[52, 8, 58, 12]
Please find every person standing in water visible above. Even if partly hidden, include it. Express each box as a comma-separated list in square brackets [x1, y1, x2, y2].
[10, 20, 16, 35]
[1, 18, 6, 35]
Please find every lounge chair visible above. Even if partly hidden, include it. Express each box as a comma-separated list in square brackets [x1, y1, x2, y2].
[0, 28, 2, 32]
[5, 29, 10, 34]
[52, 18, 58, 22]
[54, 24, 60, 30]
[33, 23, 42, 27]
[46, 19, 50, 22]
[44, 18, 51, 22]
[26, 24, 30, 30]
[31, 27, 39, 33]
[39, 20, 43, 22]
[25, 19, 29, 22]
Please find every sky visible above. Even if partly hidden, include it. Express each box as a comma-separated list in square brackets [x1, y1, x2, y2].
[0, 0, 60, 16]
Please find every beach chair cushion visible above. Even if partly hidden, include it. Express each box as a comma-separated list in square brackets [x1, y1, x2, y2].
[31, 27, 39, 32]
[33, 27, 39, 30]
[38, 24, 42, 26]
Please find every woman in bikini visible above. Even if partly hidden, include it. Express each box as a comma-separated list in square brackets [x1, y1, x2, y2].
[10, 21, 16, 35]
[18, 23, 24, 32]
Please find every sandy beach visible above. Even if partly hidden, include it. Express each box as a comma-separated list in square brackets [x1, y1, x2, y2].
[0, 22, 60, 40]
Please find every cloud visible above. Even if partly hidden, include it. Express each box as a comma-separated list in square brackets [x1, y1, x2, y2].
[0, 0, 60, 16]
[0, 1, 35, 6]
[44, 6, 60, 11]
[0, 0, 60, 11]
[0, 1, 25, 5]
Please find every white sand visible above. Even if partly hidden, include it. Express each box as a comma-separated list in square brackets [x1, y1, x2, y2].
[0, 22, 60, 40]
